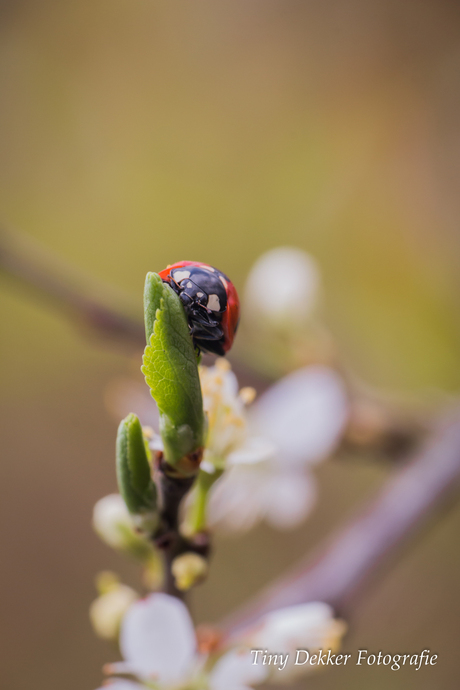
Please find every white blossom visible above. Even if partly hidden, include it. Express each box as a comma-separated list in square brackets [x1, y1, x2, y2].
[250, 365, 347, 467]
[99, 593, 267, 690]
[98, 595, 346, 689]
[90, 582, 138, 641]
[246, 602, 347, 682]
[199, 358, 253, 465]
[104, 354, 348, 535]
[208, 365, 348, 531]
[244, 247, 321, 328]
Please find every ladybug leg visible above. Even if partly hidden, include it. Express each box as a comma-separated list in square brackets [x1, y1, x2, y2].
[161, 276, 226, 354]
[189, 322, 224, 340]
[186, 301, 222, 328]
[166, 277, 182, 296]
[189, 310, 221, 329]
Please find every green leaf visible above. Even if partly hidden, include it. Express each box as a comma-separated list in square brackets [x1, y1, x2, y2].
[141, 273, 205, 472]
[143, 272, 165, 345]
[116, 414, 158, 521]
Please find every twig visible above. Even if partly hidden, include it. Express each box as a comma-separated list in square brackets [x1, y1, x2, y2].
[153, 456, 211, 598]
[153, 461, 195, 598]
[221, 412, 460, 641]
[0, 227, 145, 347]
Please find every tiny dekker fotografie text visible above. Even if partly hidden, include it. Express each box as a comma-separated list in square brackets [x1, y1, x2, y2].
[250, 648, 438, 672]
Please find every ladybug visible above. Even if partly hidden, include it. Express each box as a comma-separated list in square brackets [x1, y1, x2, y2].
[158, 261, 240, 356]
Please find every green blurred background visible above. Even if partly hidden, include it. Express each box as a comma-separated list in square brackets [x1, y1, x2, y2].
[1, 1, 460, 688]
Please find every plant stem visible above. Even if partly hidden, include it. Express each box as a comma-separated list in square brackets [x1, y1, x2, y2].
[153, 457, 211, 598]
[187, 468, 222, 535]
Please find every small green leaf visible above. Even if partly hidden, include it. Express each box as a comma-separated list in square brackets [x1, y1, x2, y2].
[116, 414, 158, 521]
[141, 273, 204, 472]
[143, 272, 165, 345]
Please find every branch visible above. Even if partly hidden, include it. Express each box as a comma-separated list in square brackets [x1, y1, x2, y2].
[221, 413, 460, 641]
[153, 456, 211, 598]
[0, 227, 145, 347]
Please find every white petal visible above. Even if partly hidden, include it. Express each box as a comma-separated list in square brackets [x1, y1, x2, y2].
[208, 468, 266, 532]
[245, 602, 345, 682]
[220, 366, 240, 398]
[227, 437, 276, 466]
[251, 366, 348, 467]
[210, 648, 267, 690]
[119, 593, 196, 683]
[247, 601, 346, 682]
[264, 473, 317, 529]
[250, 601, 341, 652]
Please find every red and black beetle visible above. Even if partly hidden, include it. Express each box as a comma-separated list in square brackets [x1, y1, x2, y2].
[158, 261, 240, 356]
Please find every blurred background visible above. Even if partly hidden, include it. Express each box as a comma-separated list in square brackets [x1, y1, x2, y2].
[1, 1, 460, 688]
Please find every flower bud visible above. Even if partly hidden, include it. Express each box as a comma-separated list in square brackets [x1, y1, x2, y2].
[92, 494, 153, 558]
[245, 247, 321, 329]
[90, 575, 138, 641]
[171, 552, 208, 591]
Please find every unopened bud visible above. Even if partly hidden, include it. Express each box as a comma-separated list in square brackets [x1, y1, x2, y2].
[95, 570, 119, 594]
[171, 552, 208, 591]
[89, 576, 138, 641]
[92, 494, 153, 559]
[245, 247, 321, 329]
[93, 494, 134, 550]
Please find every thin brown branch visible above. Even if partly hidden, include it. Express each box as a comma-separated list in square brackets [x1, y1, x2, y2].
[0, 227, 145, 348]
[221, 413, 460, 641]
[153, 456, 211, 599]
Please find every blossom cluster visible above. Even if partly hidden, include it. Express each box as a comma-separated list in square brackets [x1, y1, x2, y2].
[98, 592, 346, 690]
[203, 360, 348, 532]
